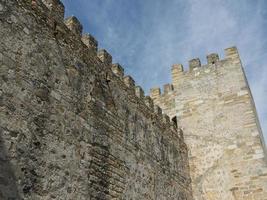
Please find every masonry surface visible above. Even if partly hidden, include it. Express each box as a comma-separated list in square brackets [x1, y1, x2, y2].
[151, 49, 267, 199]
[0, 0, 266, 200]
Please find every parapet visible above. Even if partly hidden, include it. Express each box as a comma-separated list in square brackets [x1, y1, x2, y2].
[27, 0, 178, 148]
[123, 75, 135, 88]
[166, 47, 242, 87]
[207, 53, 219, 64]
[172, 64, 184, 73]
[97, 49, 112, 66]
[121, 75, 173, 129]
[120, 75, 174, 129]
[64, 16, 83, 37]
[39, 1, 240, 139]
[225, 46, 240, 60]
[150, 87, 161, 99]
[112, 63, 124, 78]
[171, 64, 184, 85]
[82, 34, 98, 53]
[189, 58, 201, 71]
[149, 47, 241, 128]
[163, 84, 173, 94]
[135, 86, 144, 99]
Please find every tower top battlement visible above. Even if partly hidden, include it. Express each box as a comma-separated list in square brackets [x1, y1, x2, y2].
[150, 46, 241, 99]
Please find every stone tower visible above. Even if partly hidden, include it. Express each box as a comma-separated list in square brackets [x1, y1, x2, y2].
[151, 47, 267, 199]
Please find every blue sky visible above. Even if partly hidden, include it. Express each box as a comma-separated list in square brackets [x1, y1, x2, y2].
[61, 0, 267, 142]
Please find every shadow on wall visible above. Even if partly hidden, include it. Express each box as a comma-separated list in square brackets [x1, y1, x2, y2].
[172, 116, 178, 129]
[0, 129, 22, 199]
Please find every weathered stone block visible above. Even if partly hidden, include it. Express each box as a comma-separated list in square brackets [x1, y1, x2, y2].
[64, 16, 83, 36]
[189, 58, 201, 71]
[82, 33, 98, 52]
[163, 84, 173, 94]
[123, 75, 135, 88]
[150, 87, 161, 99]
[97, 49, 112, 66]
[112, 63, 124, 78]
[135, 86, 144, 99]
[207, 53, 219, 64]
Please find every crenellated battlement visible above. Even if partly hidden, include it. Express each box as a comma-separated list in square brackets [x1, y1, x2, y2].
[118, 72, 176, 130]
[150, 47, 241, 100]
[225, 46, 239, 58]
[172, 64, 184, 86]
[123, 75, 135, 88]
[150, 83, 174, 98]
[64, 16, 83, 37]
[189, 58, 201, 71]
[25, 0, 179, 134]
[135, 86, 145, 99]
[120, 73, 177, 131]
[82, 34, 98, 53]
[163, 83, 174, 95]
[175, 47, 239, 72]
[150, 87, 161, 99]
[26, 1, 240, 135]
[112, 63, 124, 78]
[207, 53, 219, 64]
[97, 49, 112, 66]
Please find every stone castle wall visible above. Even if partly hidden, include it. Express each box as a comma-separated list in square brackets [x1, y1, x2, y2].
[1, 0, 266, 199]
[0, 0, 192, 199]
[151, 48, 267, 199]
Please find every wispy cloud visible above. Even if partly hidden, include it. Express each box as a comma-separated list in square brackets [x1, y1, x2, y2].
[62, 0, 267, 141]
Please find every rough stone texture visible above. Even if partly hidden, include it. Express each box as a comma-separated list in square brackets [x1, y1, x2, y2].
[0, 0, 192, 199]
[152, 48, 267, 200]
